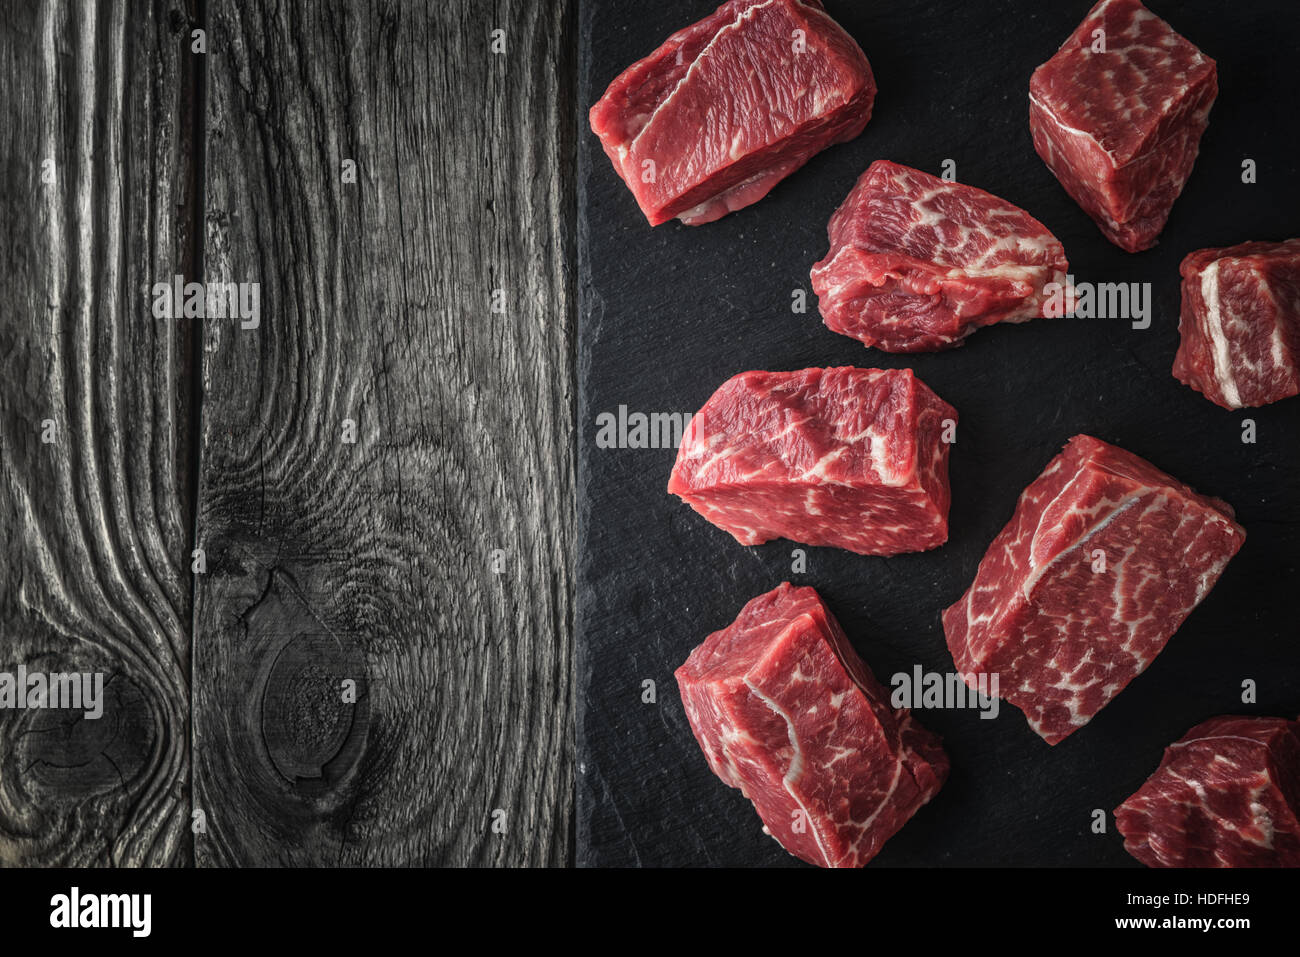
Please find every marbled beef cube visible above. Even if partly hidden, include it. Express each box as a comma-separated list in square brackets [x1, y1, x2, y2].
[589, 0, 875, 226]
[1029, 0, 1216, 252]
[943, 435, 1244, 745]
[668, 368, 956, 556]
[1173, 238, 1300, 409]
[1117, 715, 1300, 867]
[676, 583, 948, 867]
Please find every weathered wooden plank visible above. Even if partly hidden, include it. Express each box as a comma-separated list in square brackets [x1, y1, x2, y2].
[192, 0, 576, 865]
[0, 0, 196, 866]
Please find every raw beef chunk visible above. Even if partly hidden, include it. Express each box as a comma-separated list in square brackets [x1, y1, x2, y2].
[1029, 0, 1217, 252]
[942, 435, 1245, 745]
[668, 367, 956, 556]
[676, 583, 949, 868]
[1172, 239, 1300, 409]
[810, 160, 1070, 352]
[589, 0, 875, 226]
[1116, 715, 1300, 867]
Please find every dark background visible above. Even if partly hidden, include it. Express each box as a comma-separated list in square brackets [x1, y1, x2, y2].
[577, 0, 1300, 866]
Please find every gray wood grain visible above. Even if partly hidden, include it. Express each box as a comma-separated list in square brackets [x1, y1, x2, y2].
[0, 0, 196, 866]
[190, 0, 576, 865]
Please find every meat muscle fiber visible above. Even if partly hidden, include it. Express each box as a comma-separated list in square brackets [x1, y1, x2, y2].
[1116, 715, 1300, 867]
[675, 583, 949, 868]
[810, 160, 1070, 352]
[1029, 0, 1217, 252]
[589, 0, 875, 226]
[942, 435, 1245, 745]
[667, 367, 956, 556]
[1172, 238, 1300, 410]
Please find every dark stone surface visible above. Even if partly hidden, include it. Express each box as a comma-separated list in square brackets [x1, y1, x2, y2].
[578, 0, 1300, 866]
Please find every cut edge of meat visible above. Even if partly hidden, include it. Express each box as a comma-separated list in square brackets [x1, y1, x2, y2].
[1115, 715, 1300, 867]
[1027, 0, 1217, 169]
[674, 582, 950, 867]
[666, 367, 957, 556]
[589, 0, 875, 226]
[1026, 0, 1218, 252]
[810, 160, 1071, 352]
[942, 434, 1246, 745]
[1172, 238, 1300, 410]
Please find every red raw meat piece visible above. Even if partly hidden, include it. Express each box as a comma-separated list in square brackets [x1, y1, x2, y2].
[810, 160, 1070, 352]
[668, 367, 956, 556]
[589, 0, 875, 226]
[1116, 715, 1300, 867]
[1172, 238, 1300, 409]
[676, 582, 949, 868]
[942, 435, 1245, 745]
[1029, 0, 1217, 252]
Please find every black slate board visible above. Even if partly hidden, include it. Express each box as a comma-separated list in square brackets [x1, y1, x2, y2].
[576, 0, 1300, 867]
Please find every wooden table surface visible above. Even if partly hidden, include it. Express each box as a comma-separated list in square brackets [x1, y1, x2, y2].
[0, 0, 575, 866]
